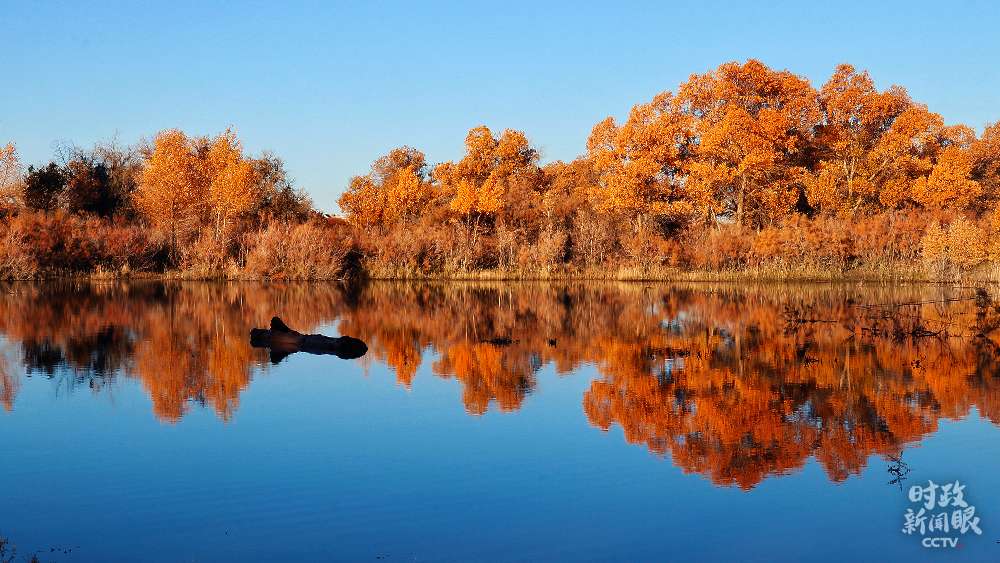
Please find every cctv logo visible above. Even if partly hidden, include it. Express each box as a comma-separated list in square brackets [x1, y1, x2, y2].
[922, 538, 960, 547]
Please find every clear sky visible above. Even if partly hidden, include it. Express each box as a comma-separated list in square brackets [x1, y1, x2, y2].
[2, 0, 998, 213]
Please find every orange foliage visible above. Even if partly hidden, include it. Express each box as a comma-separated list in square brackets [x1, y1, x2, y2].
[676, 60, 820, 226]
[586, 92, 692, 220]
[969, 122, 1000, 205]
[440, 126, 540, 218]
[586, 60, 821, 227]
[135, 127, 265, 263]
[206, 128, 258, 236]
[134, 129, 209, 252]
[922, 216, 988, 269]
[807, 64, 914, 214]
[338, 147, 431, 229]
[337, 61, 1000, 279]
[5, 62, 1000, 281]
[911, 146, 982, 209]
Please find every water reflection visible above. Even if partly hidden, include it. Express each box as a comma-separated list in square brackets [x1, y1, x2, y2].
[1, 281, 998, 489]
[0, 282, 347, 422]
[579, 287, 1000, 489]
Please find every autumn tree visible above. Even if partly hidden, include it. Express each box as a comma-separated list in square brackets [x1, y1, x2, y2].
[806, 64, 913, 214]
[21, 139, 139, 219]
[674, 59, 821, 227]
[250, 152, 313, 223]
[338, 146, 431, 229]
[438, 126, 540, 223]
[134, 128, 210, 259]
[910, 145, 982, 210]
[540, 158, 597, 224]
[90, 135, 144, 219]
[586, 92, 694, 225]
[205, 128, 258, 239]
[537, 158, 605, 267]
[806, 65, 984, 213]
[859, 104, 951, 209]
[968, 121, 1000, 208]
[135, 127, 267, 262]
[63, 156, 117, 217]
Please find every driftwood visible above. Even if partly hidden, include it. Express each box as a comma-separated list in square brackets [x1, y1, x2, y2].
[250, 317, 368, 363]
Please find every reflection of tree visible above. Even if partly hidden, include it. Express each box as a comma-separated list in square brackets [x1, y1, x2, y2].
[0, 281, 350, 422]
[581, 286, 1000, 489]
[0, 281, 998, 490]
[127, 298, 261, 422]
[433, 342, 533, 415]
[335, 283, 589, 414]
[334, 282, 1000, 487]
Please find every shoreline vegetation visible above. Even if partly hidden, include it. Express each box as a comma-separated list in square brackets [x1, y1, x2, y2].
[3, 60, 1000, 284]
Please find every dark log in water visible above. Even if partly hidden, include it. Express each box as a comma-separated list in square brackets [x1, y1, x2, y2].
[250, 316, 368, 363]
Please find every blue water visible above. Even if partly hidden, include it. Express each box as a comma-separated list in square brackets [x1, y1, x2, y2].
[1, 284, 998, 562]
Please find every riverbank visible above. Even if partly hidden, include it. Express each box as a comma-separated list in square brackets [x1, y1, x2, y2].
[4, 208, 1000, 284]
[8, 260, 1000, 285]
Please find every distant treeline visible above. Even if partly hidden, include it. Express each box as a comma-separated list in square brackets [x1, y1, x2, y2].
[2, 59, 1000, 280]
[338, 61, 1000, 281]
[0, 130, 344, 279]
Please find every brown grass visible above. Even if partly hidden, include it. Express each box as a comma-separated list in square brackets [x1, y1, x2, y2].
[4, 206, 1000, 283]
[243, 222, 349, 280]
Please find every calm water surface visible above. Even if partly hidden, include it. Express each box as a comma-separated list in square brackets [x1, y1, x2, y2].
[0, 281, 998, 562]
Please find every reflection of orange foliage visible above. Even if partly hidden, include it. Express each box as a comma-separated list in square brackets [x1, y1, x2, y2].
[0, 281, 354, 423]
[332, 282, 1000, 488]
[336, 283, 587, 414]
[129, 310, 258, 423]
[1, 281, 999, 491]
[433, 342, 531, 415]
[374, 326, 422, 389]
[580, 286, 1000, 489]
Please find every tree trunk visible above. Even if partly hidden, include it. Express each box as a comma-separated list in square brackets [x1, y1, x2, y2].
[736, 177, 746, 226]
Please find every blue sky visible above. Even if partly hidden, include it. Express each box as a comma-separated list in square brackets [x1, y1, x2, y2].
[2, 0, 998, 213]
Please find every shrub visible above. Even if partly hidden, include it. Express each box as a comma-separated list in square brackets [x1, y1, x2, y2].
[683, 222, 751, 269]
[922, 216, 988, 270]
[0, 216, 37, 280]
[243, 222, 350, 280]
[571, 210, 618, 268]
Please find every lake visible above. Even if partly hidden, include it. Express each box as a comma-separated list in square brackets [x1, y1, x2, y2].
[0, 280, 997, 562]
